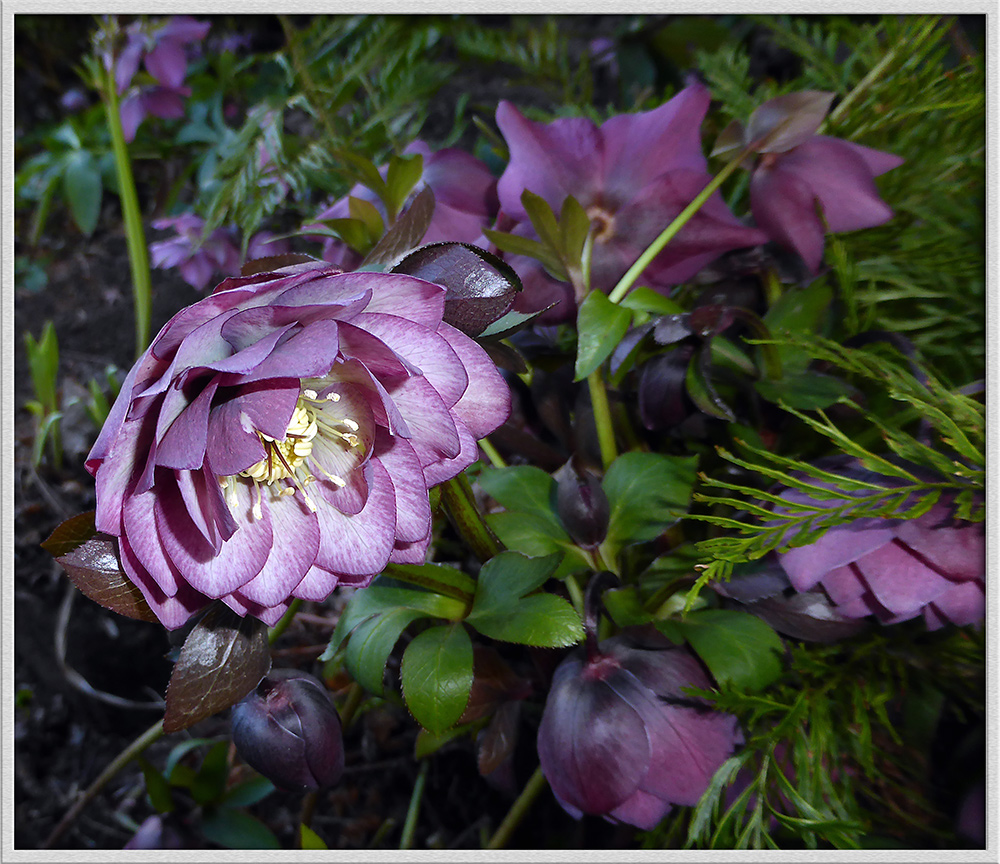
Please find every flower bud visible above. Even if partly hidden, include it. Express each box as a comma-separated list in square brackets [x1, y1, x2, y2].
[537, 636, 741, 830]
[554, 460, 610, 550]
[123, 815, 183, 849]
[231, 669, 344, 792]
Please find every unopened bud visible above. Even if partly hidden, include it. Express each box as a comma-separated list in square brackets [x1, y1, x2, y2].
[555, 460, 610, 550]
[231, 669, 344, 792]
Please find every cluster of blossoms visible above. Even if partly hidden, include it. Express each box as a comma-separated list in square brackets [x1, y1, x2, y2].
[86, 261, 510, 628]
[101, 15, 210, 142]
[149, 214, 290, 291]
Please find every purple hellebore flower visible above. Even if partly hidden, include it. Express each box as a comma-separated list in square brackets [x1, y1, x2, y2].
[721, 91, 904, 273]
[111, 16, 210, 142]
[308, 141, 499, 268]
[149, 214, 290, 291]
[537, 635, 741, 830]
[494, 82, 768, 321]
[85, 259, 511, 629]
[231, 669, 344, 792]
[775, 461, 984, 630]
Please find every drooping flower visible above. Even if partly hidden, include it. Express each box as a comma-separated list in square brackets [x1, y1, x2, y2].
[103, 16, 210, 142]
[307, 141, 499, 269]
[494, 82, 768, 321]
[775, 458, 984, 630]
[86, 260, 511, 628]
[537, 634, 741, 830]
[714, 91, 904, 273]
[231, 669, 344, 792]
[149, 214, 290, 291]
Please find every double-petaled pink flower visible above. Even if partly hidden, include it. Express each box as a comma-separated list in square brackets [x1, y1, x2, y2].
[494, 81, 767, 321]
[86, 261, 510, 628]
[775, 459, 984, 630]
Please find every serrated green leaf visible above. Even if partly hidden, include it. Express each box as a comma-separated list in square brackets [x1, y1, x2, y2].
[469, 593, 583, 647]
[344, 607, 425, 695]
[487, 511, 569, 557]
[478, 465, 562, 526]
[62, 150, 102, 236]
[603, 452, 698, 547]
[619, 286, 685, 316]
[401, 624, 473, 733]
[678, 609, 784, 692]
[220, 775, 275, 809]
[603, 586, 653, 627]
[754, 372, 854, 410]
[384, 152, 423, 220]
[560, 195, 590, 265]
[190, 741, 230, 806]
[483, 228, 567, 280]
[574, 290, 633, 380]
[348, 195, 386, 241]
[521, 189, 562, 254]
[137, 757, 175, 814]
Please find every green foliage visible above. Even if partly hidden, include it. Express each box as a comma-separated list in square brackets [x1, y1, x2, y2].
[687, 336, 984, 591]
[23, 321, 63, 468]
[400, 623, 473, 732]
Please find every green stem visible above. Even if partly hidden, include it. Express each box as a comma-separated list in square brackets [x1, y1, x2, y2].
[607, 147, 752, 306]
[587, 370, 617, 470]
[440, 474, 502, 562]
[268, 597, 303, 645]
[382, 563, 473, 607]
[485, 765, 548, 849]
[339, 681, 365, 729]
[41, 718, 165, 849]
[100, 67, 152, 359]
[478, 437, 507, 469]
[400, 759, 430, 849]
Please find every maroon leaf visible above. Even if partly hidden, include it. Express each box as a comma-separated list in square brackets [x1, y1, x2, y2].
[43, 512, 158, 623]
[163, 603, 272, 733]
[241, 253, 322, 277]
[359, 185, 436, 270]
[747, 91, 835, 154]
[477, 701, 521, 776]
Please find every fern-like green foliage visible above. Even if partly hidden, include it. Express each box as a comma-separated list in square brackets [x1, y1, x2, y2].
[686, 335, 983, 588]
[644, 623, 983, 849]
[698, 15, 985, 384]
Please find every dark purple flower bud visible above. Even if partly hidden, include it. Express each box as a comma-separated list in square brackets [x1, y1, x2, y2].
[775, 459, 984, 630]
[554, 459, 609, 549]
[637, 346, 695, 431]
[537, 636, 741, 830]
[231, 669, 344, 792]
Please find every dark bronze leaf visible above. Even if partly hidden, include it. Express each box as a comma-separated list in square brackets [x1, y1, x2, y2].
[163, 603, 272, 733]
[359, 185, 436, 271]
[44, 512, 158, 623]
[240, 253, 323, 277]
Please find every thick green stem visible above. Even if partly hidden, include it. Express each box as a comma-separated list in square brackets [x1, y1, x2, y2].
[478, 437, 507, 469]
[41, 718, 165, 849]
[607, 149, 751, 305]
[485, 765, 548, 849]
[440, 474, 502, 562]
[382, 563, 473, 608]
[587, 370, 617, 470]
[399, 759, 430, 849]
[101, 68, 152, 358]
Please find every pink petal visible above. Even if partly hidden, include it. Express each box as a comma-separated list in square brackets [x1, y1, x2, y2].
[155, 377, 218, 470]
[314, 459, 396, 577]
[94, 414, 156, 535]
[923, 580, 985, 630]
[418, 145, 498, 219]
[337, 320, 420, 378]
[380, 374, 461, 460]
[894, 504, 984, 581]
[779, 524, 896, 592]
[853, 539, 956, 615]
[608, 789, 671, 831]
[437, 324, 511, 439]
[417, 419, 480, 487]
[750, 163, 826, 273]
[144, 40, 187, 88]
[119, 534, 209, 629]
[291, 564, 341, 602]
[155, 478, 273, 598]
[122, 488, 184, 597]
[119, 94, 146, 143]
[818, 563, 867, 605]
[374, 431, 432, 544]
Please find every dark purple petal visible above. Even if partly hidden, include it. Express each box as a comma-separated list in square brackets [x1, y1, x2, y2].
[119, 534, 208, 629]
[750, 162, 826, 273]
[144, 39, 187, 88]
[140, 87, 188, 121]
[437, 324, 512, 439]
[157, 16, 211, 44]
[122, 487, 185, 597]
[496, 101, 604, 219]
[119, 94, 146, 143]
[600, 81, 711, 204]
[174, 467, 237, 553]
[115, 37, 144, 94]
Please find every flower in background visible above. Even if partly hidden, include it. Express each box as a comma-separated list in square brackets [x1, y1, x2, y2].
[103, 16, 210, 142]
[231, 669, 344, 792]
[537, 634, 741, 829]
[494, 81, 767, 321]
[775, 458, 984, 630]
[149, 213, 290, 290]
[714, 91, 904, 273]
[307, 141, 499, 269]
[86, 260, 510, 628]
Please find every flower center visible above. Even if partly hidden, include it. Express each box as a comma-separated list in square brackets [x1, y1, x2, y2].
[224, 388, 366, 518]
[586, 205, 616, 244]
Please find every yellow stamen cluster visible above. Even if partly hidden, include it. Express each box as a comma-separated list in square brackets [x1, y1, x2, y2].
[223, 388, 366, 519]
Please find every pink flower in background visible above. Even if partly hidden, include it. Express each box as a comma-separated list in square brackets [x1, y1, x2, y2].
[715, 91, 904, 273]
[775, 459, 984, 630]
[537, 635, 741, 829]
[307, 141, 499, 269]
[149, 214, 290, 290]
[494, 81, 767, 321]
[86, 260, 510, 628]
[104, 16, 210, 141]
